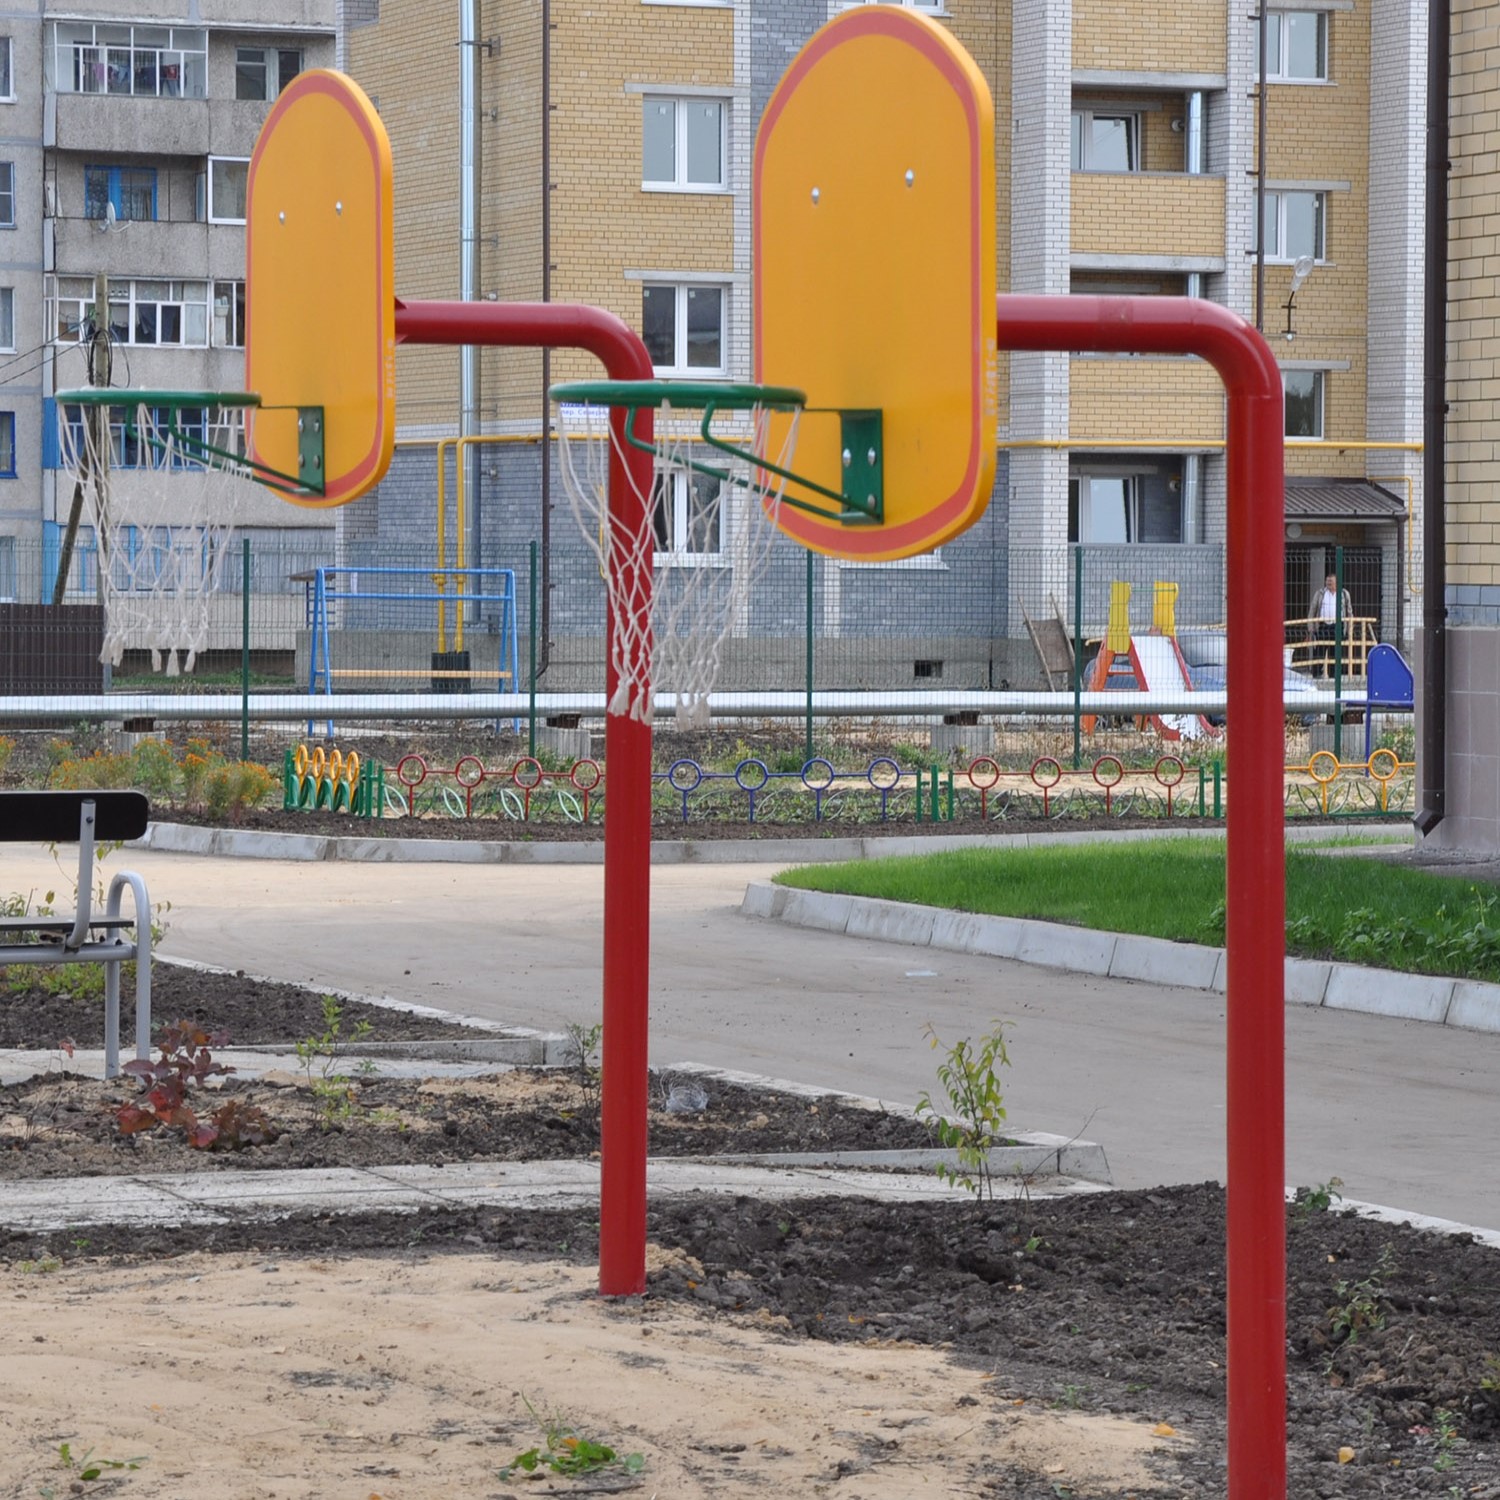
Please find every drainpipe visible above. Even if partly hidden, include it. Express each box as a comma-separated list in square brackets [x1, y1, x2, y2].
[460, 0, 483, 606]
[1417, 0, 1449, 837]
[538, 0, 553, 676]
[1181, 92, 1204, 545]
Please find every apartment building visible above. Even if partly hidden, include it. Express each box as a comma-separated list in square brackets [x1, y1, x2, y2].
[0, 2, 337, 619]
[342, 0, 1424, 690]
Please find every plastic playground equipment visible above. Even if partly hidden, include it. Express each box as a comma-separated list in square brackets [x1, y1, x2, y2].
[62, 19, 1293, 1493]
[1082, 580, 1218, 741]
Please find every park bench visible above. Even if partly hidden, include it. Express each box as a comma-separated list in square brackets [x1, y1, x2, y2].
[0, 790, 153, 1078]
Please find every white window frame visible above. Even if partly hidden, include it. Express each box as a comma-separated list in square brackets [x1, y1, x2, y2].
[1070, 474, 1145, 544]
[51, 23, 207, 99]
[0, 287, 14, 352]
[641, 95, 727, 192]
[641, 282, 727, 377]
[0, 38, 14, 102]
[0, 163, 13, 228]
[48, 275, 209, 348]
[206, 157, 249, 225]
[1266, 10, 1329, 82]
[1261, 189, 1326, 263]
[1070, 108, 1141, 172]
[212, 281, 245, 348]
[1284, 368, 1325, 440]
[652, 470, 725, 564]
[838, 0, 945, 15]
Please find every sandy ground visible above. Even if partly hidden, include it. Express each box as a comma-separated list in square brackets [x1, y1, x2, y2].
[0, 1248, 1185, 1500]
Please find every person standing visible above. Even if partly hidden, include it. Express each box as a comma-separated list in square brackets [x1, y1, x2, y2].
[1307, 573, 1351, 679]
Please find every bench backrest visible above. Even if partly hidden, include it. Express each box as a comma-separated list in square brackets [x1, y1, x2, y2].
[0, 790, 150, 843]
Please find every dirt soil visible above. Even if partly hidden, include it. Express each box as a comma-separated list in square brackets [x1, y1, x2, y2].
[7, 826, 1497, 1497]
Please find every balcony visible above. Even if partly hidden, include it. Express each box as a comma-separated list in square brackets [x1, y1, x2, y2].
[1070, 172, 1225, 265]
[48, 95, 271, 158]
[50, 217, 246, 281]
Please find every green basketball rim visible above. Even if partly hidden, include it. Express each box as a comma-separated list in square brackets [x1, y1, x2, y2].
[550, 379, 805, 412]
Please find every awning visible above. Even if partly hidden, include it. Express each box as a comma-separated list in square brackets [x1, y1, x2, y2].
[1284, 477, 1405, 522]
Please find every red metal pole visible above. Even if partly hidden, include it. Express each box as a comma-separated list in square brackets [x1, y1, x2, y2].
[999, 294, 1287, 1499]
[394, 300, 656, 1296]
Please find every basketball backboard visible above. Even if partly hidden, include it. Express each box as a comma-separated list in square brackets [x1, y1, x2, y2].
[753, 7, 997, 561]
[245, 70, 396, 507]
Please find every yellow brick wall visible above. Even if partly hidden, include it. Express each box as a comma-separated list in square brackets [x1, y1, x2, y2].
[1070, 172, 1224, 257]
[1073, 0, 1225, 73]
[1448, 0, 1500, 585]
[1069, 358, 1224, 444]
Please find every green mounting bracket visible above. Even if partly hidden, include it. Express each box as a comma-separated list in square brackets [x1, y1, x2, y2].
[836, 410, 883, 525]
[297, 407, 325, 492]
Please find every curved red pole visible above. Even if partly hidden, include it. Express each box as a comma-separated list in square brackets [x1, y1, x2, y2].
[999, 294, 1286, 1499]
[395, 300, 655, 1296]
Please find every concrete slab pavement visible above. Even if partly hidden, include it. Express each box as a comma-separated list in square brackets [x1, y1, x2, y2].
[3, 838, 1499, 1230]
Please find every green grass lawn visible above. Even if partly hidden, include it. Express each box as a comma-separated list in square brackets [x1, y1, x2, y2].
[776, 839, 1500, 984]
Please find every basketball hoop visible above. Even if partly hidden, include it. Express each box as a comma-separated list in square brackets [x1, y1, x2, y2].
[54, 390, 276, 675]
[551, 380, 805, 728]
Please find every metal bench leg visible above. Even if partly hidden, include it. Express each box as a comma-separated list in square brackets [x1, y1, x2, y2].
[104, 872, 153, 1077]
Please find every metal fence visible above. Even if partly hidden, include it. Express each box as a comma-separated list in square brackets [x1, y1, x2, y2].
[0, 533, 1409, 780]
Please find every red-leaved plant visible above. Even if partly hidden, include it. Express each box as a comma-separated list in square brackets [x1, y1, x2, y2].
[116, 1021, 276, 1150]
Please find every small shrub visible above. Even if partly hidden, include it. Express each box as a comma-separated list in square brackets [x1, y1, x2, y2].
[915, 1020, 1013, 1200]
[0, 733, 14, 779]
[116, 1021, 276, 1150]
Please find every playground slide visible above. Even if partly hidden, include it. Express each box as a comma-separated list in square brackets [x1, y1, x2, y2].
[1129, 635, 1216, 741]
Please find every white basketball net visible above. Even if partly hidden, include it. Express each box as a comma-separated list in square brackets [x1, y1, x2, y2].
[556, 397, 801, 728]
[56, 400, 256, 675]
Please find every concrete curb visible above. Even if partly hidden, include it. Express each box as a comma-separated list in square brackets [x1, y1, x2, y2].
[137, 820, 1409, 867]
[742, 882, 1500, 1037]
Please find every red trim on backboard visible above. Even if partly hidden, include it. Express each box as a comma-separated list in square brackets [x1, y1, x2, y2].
[753, 10, 988, 556]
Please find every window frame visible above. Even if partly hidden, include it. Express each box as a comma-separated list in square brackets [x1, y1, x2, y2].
[48, 276, 209, 348]
[0, 412, 16, 479]
[641, 94, 728, 192]
[84, 164, 158, 223]
[1070, 107, 1141, 173]
[212, 280, 246, 348]
[0, 534, 14, 600]
[53, 22, 207, 99]
[234, 44, 303, 101]
[1266, 10, 1329, 83]
[652, 469, 725, 564]
[0, 162, 13, 228]
[205, 157, 249, 225]
[1261, 189, 1327, 263]
[1283, 368, 1325, 440]
[0, 37, 14, 102]
[641, 281, 727, 377]
[0, 287, 14, 353]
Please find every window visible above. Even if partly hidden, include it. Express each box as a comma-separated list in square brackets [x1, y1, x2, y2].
[235, 46, 303, 101]
[85, 166, 157, 222]
[1070, 109, 1140, 172]
[1284, 369, 1324, 439]
[0, 38, 13, 100]
[0, 288, 13, 352]
[206, 158, 249, 223]
[0, 413, 15, 477]
[641, 283, 724, 374]
[642, 96, 726, 190]
[1068, 469, 1183, 543]
[653, 472, 722, 559]
[1260, 189, 1325, 262]
[0, 163, 13, 227]
[0, 535, 14, 600]
[53, 23, 206, 98]
[59, 404, 211, 471]
[213, 281, 245, 348]
[1267, 11, 1328, 81]
[49, 276, 209, 347]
